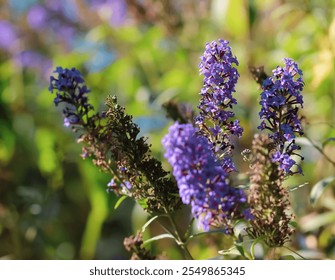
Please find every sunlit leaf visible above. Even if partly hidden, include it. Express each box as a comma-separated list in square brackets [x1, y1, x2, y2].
[300, 212, 335, 232]
[212, 0, 248, 40]
[143, 233, 175, 245]
[137, 198, 148, 209]
[114, 195, 128, 210]
[234, 242, 247, 259]
[310, 176, 335, 206]
[188, 229, 228, 241]
[233, 221, 247, 240]
[79, 161, 109, 259]
[141, 215, 165, 233]
[250, 237, 264, 259]
[312, 48, 334, 88]
[218, 246, 241, 256]
[35, 128, 58, 175]
[295, 137, 315, 147]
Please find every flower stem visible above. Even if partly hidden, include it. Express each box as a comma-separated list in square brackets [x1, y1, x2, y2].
[282, 245, 306, 260]
[163, 207, 193, 260]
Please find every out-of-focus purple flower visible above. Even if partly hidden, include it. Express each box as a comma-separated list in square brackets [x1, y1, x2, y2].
[45, 0, 63, 12]
[32, 0, 78, 49]
[27, 5, 48, 29]
[14, 51, 52, 75]
[195, 39, 243, 170]
[162, 122, 249, 231]
[258, 58, 304, 175]
[109, 0, 127, 26]
[0, 20, 18, 51]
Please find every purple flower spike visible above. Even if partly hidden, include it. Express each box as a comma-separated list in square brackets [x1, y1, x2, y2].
[258, 58, 304, 175]
[48, 67, 94, 129]
[162, 122, 250, 232]
[196, 39, 243, 170]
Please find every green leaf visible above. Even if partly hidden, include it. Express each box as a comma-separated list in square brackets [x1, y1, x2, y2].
[300, 212, 335, 232]
[141, 215, 165, 233]
[289, 221, 299, 229]
[0, 121, 15, 164]
[188, 229, 227, 241]
[234, 242, 247, 259]
[79, 161, 109, 259]
[143, 234, 175, 245]
[322, 137, 335, 148]
[295, 137, 315, 147]
[233, 221, 247, 240]
[114, 195, 128, 210]
[250, 237, 264, 260]
[137, 198, 148, 209]
[310, 176, 335, 206]
[35, 128, 60, 178]
[218, 246, 241, 256]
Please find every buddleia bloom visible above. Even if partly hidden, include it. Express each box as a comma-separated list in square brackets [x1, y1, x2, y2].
[162, 122, 251, 232]
[258, 58, 304, 175]
[49, 67, 94, 128]
[49, 67, 181, 213]
[195, 39, 243, 172]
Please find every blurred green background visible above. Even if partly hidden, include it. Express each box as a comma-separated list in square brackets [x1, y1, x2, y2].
[1, 0, 335, 259]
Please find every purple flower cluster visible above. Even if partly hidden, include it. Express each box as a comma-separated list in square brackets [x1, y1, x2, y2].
[162, 122, 250, 231]
[195, 39, 243, 170]
[48, 67, 93, 128]
[258, 58, 304, 174]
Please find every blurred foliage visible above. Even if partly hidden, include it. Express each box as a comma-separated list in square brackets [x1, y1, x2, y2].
[1, 0, 335, 259]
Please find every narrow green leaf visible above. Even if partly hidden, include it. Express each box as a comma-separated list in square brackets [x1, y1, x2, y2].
[114, 195, 128, 210]
[143, 234, 175, 245]
[188, 229, 227, 241]
[234, 243, 246, 259]
[310, 176, 335, 206]
[218, 246, 241, 256]
[295, 137, 315, 147]
[141, 215, 165, 233]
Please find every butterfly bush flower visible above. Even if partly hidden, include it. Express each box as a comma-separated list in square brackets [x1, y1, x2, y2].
[49, 67, 181, 213]
[162, 122, 250, 232]
[258, 58, 304, 175]
[49, 67, 94, 128]
[196, 39, 243, 171]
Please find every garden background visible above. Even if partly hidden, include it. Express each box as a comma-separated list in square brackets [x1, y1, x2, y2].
[1, 0, 335, 260]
